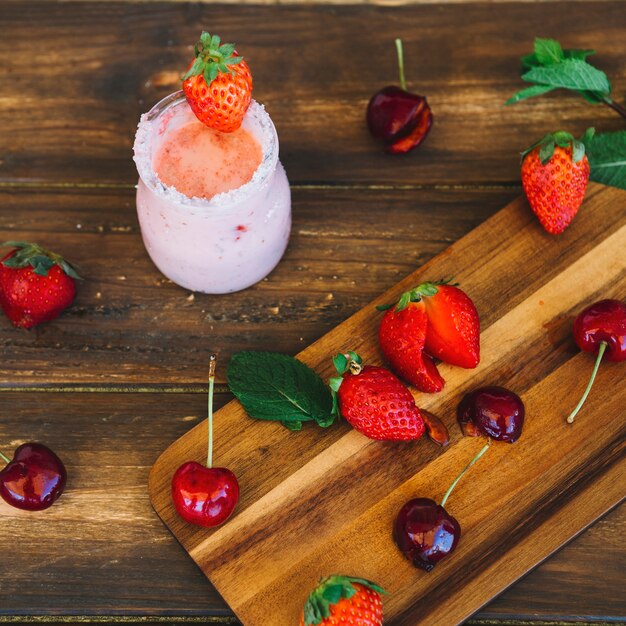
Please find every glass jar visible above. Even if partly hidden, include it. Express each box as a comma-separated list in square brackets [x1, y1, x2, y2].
[133, 91, 291, 294]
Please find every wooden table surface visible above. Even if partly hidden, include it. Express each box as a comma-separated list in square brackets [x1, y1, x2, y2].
[0, 1, 624, 624]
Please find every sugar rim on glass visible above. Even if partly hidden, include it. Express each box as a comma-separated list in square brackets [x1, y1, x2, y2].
[133, 91, 278, 212]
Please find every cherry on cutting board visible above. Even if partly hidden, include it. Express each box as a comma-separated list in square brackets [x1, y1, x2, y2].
[457, 386, 525, 443]
[366, 39, 432, 154]
[0, 442, 67, 511]
[394, 441, 489, 571]
[567, 298, 626, 424]
[172, 354, 239, 527]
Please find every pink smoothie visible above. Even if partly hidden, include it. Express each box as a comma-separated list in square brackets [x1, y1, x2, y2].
[154, 120, 263, 199]
[133, 95, 291, 294]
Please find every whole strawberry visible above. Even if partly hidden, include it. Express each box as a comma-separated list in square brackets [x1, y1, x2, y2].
[330, 352, 426, 441]
[300, 575, 385, 626]
[378, 295, 444, 393]
[0, 242, 80, 329]
[182, 32, 252, 133]
[521, 131, 590, 235]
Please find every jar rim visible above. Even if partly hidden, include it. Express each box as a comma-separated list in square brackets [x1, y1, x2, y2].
[133, 91, 279, 210]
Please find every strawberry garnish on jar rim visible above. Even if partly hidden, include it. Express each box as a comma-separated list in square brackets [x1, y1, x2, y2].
[182, 32, 253, 133]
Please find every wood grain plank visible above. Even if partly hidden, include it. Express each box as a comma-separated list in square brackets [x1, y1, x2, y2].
[0, 391, 623, 622]
[149, 184, 626, 625]
[0, 186, 510, 386]
[0, 2, 624, 186]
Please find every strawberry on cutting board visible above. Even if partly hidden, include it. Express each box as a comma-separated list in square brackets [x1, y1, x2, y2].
[330, 352, 426, 441]
[183, 32, 253, 133]
[378, 280, 480, 382]
[378, 295, 445, 393]
[521, 130, 590, 235]
[0, 241, 81, 329]
[300, 575, 385, 626]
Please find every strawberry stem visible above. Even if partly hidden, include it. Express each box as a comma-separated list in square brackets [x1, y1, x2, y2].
[567, 341, 607, 424]
[207, 354, 217, 468]
[0, 450, 10, 465]
[395, 38, 407, 91]
[440, 440, 490, 508]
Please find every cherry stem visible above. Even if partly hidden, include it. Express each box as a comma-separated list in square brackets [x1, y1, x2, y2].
[207, 354, 217, 469]
[567, 341, 607, 424]
[602, 96, 626, 120]
[395, 38, 407, 91]
[0, 450, 10, 465]
[440, 440, 490, 508]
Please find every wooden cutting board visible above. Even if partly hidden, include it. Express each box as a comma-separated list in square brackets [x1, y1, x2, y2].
[149, 182, 626, 626]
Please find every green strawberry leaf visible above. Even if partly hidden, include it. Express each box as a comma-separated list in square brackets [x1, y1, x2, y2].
[227, 352, 335, 429]
[302, 576, 386, 626]
[582, 129, 626, 190]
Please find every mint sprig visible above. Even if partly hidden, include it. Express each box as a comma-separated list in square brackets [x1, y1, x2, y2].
[582, 128, 626, 190]
[506, 37, 626, 119]
[227, 352, 334, 431]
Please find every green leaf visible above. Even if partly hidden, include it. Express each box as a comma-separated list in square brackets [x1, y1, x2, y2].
[183, 57, 204, 80]
[333, 353, 348, 375]
[572, 140, 586, 163]
[539, 138, 556, 164]
[533, 38, 564, 66]
[227, 352, 335, 429]
[218, 43, 235, 58]
[30, 255, 55, 276]
[566, 49, 595, 61]
[521, 59, 610, 96]
[506, 84, 556, 105]
[582, 129, 626, 190]
[395, 291, 411, 312]
[283, 420, 303, 431]
[347, 351, 362, 365]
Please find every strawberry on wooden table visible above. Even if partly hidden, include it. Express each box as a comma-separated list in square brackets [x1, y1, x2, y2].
[300, 575, 385, 626]
[330, 352, 426, 441]
[182, 32, 253, 133]
[521, 130, 590, 235]
[0, 241, 80, 329]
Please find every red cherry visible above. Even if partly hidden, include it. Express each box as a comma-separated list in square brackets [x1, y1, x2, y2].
[0, 443, 67, 511]
[367, 86, 428, 143]
[457, 386, 525, 443]
[394, 497, 460, 571]
[172, 462, 239, 528]
[366, 39, 432, 154]
[171, 354, 240, 528]
[394, 442, 489, 571]
[567, 299, 626, 423]
[573, 299, 626, 362]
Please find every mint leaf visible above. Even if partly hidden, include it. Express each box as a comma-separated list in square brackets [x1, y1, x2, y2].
[506, 84, 556, 105]
[522, 59, 610, 96]
[534, 38, 564, 66]
[566, 49, 595, 61]
[582, 129, 626, 190]
[227, 351, 335, 429]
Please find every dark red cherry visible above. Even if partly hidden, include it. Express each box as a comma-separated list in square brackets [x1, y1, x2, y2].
[367, 86, 427, 143]
[567, 299, 626, 424]
[394, 497, 460, 571]
[0, 443, 67, 511]
[458, 386, 525, 443]
[387, 103, 433, 154]
[172, 461, 239, 528]
[366, 39, 433, 154]
[394, 442, 489, 572]
[573, 299, 626, 362]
